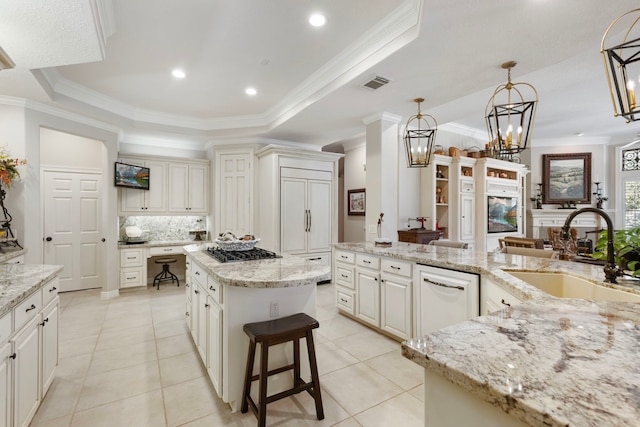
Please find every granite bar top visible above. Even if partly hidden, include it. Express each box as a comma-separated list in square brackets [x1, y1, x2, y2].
[332, 242, 640, 427]
[0, 248, 27, 264]
[0, 264, 63, 318]
[118, 239, 208, 249]
[184, 244, 331, 289]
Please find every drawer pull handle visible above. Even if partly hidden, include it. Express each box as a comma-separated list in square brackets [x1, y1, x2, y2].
[423, 278, 464, 291]
[39, 318, 49, 327]
[9, 353, 15, 360]
[340, 255, 348, 259]
[185, 312, 190, 317]
[308, 257, 322, 261]
[126, 257, 136, 260]
[340, 298, 348, 303]
[501, 299, 511, 307]
[205, 303, 210, 308]
[195, 271, 201, 275]
[363, 260, 371, 264]
[164, 248, 172, 251]
[209, 286, 216, 292]
[185, 284, 190, 288]
[126, 276, 135, 280]
[50, 287, 57, 292]
[25, 304, 36, 313]
[390, 266, 401, 270]
[340, 274, 348, 278]
[194, 290, 199, 294]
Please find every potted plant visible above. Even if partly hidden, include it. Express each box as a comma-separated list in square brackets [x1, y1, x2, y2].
[592, 226, 640, 276]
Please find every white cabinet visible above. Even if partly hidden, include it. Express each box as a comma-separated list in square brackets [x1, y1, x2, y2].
[2, 255, 23, 265]
[420, 154, 452, 238]
[168, 163, 209, 214]
[215, 149, 253, 237]
[119, 247, 146, 289]
[414, 264, 479, 336]
[380, 258, 412, 340]
[0, 342, 10, 427]
[334, 250, 356, 315]
[459, 193, 475, 242]
[118, 158, 167, 213]
[205, 282, 222, 397]
[355, 266, 380, 327]
[12, 316, 39, 427]
[481, 277, 523, 315]
[40, 299, 59, 397]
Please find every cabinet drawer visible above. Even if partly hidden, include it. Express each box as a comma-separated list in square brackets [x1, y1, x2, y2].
[207, 275, 223, 305]
[486, 178, 519, 194]
[42, 277, 60, 307]
[120, 268, 144, 288]
[460, 179, 475, 193]
[356, 254, 379, 270]
[4, 254, 24, 264]
[304, 253, 330, 266]
[381, 258, 412, 278]
[120, 248, 145, 267]
[14, 291, 42, 332]
[335, 265, 355, 289]
[0, 312, 11, 343]
[191, 261, 206, 286]
[149, 246, 184, 256]
[335, 250, 355, 264]
[336, 289, 355, 314]
[484, 280, 523, 314]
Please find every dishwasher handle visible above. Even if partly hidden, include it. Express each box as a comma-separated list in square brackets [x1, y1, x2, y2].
[423, 277, 465, 291]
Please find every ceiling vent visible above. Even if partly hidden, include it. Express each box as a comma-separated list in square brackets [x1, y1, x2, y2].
[362, 75, 390, 91]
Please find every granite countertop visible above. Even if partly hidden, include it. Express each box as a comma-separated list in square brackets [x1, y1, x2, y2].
[0, 248, 27, 264]
[184, 244, 331, 288]
[118, 239, 209, 249]
[333, 242, 640, 427]
[0, 263, 63, 317]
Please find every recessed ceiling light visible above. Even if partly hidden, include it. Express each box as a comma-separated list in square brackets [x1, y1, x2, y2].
[309, 13, 326, 27]
[172, 69, 186, 79]
[245, 87, 257, 96]
[574, 132, 584, 136]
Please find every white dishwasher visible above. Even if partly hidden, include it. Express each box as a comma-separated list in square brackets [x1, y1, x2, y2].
[414, 264, 479, 336]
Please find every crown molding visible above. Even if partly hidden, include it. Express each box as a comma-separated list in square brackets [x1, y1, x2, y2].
[439, 122, 486, 140]
[362, 112, 403, 125]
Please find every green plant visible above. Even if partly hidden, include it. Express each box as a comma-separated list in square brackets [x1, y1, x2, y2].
[592, 226, 640, 276]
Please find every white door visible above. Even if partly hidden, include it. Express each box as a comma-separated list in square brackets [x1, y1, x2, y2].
[460, 194, 475, 241]
[44, 171, 103, 292]
[307, 179, 331, 253]
[281, 178, 307, 254]
[168, 164, 189, 212]
[188, 164, 208, 213]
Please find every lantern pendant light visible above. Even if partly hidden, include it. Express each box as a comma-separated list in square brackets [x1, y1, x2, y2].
[601, 8, 640, 122]
[403, 98, 438, 168]
[485, 61, 538, 162]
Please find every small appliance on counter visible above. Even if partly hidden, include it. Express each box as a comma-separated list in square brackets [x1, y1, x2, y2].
[189, 230, 207, 241]
[120, 226, 148, 245]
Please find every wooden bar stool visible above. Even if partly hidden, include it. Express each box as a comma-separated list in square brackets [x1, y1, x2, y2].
[153, 257, 179, 290]
[241, 313, 324, 427]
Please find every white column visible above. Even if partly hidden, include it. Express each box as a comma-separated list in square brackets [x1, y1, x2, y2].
[363, 113, 402, 242]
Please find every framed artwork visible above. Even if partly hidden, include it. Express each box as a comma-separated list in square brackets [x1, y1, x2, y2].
[487, 195, 519, 233]
[542, 153, 591, 204]
[348, 188, 365, 216]
[114, 162, 150, 190]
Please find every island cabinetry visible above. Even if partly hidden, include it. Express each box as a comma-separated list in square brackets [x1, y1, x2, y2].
[334, 251, 355, 314]
[380, 259, 412, 340]
[189, 261, 206, 356]
[414, 265, 479, 336]
[481, 277, 523, 315]
[119, 247, 146, 289]
[355, 254, 380, 327]
[168, 162, 209, 214]
[205, 275, 223, 397]
[118, 157, 167, 213]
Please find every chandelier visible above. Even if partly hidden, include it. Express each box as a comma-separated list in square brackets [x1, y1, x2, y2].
[403, 98, 438, 168]
[485, 61, 538, 162]
[601, 8, 640, 122]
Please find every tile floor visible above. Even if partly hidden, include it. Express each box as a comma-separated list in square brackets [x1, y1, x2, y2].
[30, 282, 424, 426]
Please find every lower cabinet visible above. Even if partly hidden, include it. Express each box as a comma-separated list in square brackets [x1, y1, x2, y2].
[206, 296, 222, 396]
[12, 317, 39, 427]
[355, 267, 380, 327]
[481, 277, 523, 315]
[40, 300, 59, 398]
[0, 343, 10, 427]
[380, 273, 412, 340]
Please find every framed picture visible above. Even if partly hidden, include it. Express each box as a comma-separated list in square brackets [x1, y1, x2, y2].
[487, 195, 519, 233]
[542, 153, 591, 204]
[348, 188, 366, 216]
[114, 162, 150, 190]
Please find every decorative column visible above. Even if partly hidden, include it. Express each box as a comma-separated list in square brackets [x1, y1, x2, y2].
[363, 113, 402, 242]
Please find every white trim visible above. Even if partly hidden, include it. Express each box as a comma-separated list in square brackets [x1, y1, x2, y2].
[439, 122, 486, 140]
[362, 112, 403, 125]
[101, 289, 119, 299]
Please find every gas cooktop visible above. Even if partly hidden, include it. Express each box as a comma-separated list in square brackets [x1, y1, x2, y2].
[204, 247, 282, 263]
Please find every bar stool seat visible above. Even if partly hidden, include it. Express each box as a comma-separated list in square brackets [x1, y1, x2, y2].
[241, 313, 324, 427]
[153, 257, 179, 290]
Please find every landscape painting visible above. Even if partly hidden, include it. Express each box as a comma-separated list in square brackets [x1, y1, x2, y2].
[487, 196, 518, 233]
[114, 162, 150, 190]
[542, 153, 591, 204]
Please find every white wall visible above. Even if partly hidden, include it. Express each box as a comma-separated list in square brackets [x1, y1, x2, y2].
[343, 144, 366, 242]
[41, 128, 103, 167]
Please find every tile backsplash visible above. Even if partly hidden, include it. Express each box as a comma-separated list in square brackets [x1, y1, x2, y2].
[119, 216, 207, 241]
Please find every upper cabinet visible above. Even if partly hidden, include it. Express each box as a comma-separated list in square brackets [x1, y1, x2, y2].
[168, 163, 209, 214]
[118, 155, 209, 215]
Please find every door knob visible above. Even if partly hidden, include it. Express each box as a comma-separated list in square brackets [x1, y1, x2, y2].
[45, 237, 52, 242]
[101, 238, 106, 242]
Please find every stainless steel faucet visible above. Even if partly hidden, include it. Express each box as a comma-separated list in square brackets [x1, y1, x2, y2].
[561, 207, 621, 283]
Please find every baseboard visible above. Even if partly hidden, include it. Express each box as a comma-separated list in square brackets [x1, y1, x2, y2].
[101, 289, 120, 299]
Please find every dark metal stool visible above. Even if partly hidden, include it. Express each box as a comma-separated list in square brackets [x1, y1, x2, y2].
[153, 257, 179, 290]
[241, 313, 324, 427]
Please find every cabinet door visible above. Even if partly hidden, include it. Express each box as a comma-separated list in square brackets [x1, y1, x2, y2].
[190, 285, 201, 346]
[188, 164, 208, 213]
[0, 342, 11, 427]
[281, 178, 307, 254]
[197, 286, 207, 361]
[414, 266, 479, 336]
[41, 299, 59, 396]
[356, 269, 380, 327]
[144, 160, 167, 212]
[380, 274, 412, 340]
[206, 297, 222, 397]
[219, 153, 252, 236]
[168, 163, 190, 212]
[307, 179, 331, 253]
[460, 194, 475, 241]
[119, 158, 147, 213]
[12, 317, 40, 427]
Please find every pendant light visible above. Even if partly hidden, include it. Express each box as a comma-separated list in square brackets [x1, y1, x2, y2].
[403, 98, 438, 168]
[601, 8, 640, 122]
[485, 61, 538, 162]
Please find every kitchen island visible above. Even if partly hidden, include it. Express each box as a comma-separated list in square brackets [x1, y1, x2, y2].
[183, 244, 330, 412]
[332, 242, 640, 427]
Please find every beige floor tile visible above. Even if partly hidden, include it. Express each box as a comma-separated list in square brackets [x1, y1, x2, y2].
[71, 389, 166, 427]
[154, 317, 190, 339]
[156, 332, 197, 359]
[59, 334, 98, 358]
[331, 418, 363, 427]
[101, 311, 153, 331]
[332, 329, 400, 362]
[409, 384, 424, 402]
[163, 376, 226, 427]
[56, 353, 92, 380]
[179, 410, 255, 427]
[75, 360, 161, 411]
[316, 340, 359, 375]
[158, 350, 206, 387]
[31, 414, 72, 427]
[316, 315, 370, 341]
[88, 340, 158, 375]
[354, 393, 423, 427]
[365, 348, 424, 390]
[30, 378, 83, 423]
[321, 364, 403, 416]
[94, 322, 156, 351]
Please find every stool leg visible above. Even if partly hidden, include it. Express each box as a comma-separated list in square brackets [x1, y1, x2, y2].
[293, 338, 300, 388]
[258, 342, 269, 427]
[241, 340, 256, 414]
[306, 330, 324, 420]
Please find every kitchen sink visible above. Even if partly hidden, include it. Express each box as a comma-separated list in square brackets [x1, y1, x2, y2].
[506, 271, 640, 302]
